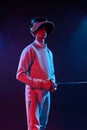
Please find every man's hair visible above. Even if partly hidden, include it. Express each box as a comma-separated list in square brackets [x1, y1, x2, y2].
[30, 17, 47, 25]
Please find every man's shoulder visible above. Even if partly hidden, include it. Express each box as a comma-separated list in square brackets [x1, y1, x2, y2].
[22, 42, 34, 52]
[47, 47, 53, 57]
[47, 47, 52, 53]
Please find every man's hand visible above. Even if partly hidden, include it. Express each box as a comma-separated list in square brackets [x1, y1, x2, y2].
[49, 81, 57, 92]
[31, 78, 52, 91]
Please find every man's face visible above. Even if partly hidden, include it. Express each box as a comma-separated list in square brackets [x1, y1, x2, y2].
[35, 27, 47, 42]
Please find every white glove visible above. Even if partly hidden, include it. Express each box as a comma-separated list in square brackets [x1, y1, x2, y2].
[49, 80, 57, 92]
[31, 78, 52, 91]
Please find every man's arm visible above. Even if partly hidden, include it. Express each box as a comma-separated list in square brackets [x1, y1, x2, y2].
[49, 51, 57, 92]
[16, 47, 34, 86]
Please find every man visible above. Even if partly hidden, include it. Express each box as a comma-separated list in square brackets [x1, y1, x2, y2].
[16, 17, 57, 130]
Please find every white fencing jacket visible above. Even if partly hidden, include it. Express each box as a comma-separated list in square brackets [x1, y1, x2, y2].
[16, 39, 56, 100]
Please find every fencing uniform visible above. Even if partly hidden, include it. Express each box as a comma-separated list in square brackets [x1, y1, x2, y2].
[16, 39, 56, 130]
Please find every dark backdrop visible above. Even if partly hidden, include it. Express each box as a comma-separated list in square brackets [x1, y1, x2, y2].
[0, 1, 87, 130]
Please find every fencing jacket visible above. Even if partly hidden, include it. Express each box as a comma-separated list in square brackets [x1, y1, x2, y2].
[16, 39, 56, 100]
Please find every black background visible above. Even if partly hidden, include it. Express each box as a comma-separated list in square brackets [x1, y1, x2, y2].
[0, 0, 87, 130]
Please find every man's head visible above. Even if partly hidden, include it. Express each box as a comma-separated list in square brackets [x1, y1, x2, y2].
[29, 17, 55, 37]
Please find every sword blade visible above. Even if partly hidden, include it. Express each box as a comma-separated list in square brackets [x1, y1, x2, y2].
[57, 81, 87, 85]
